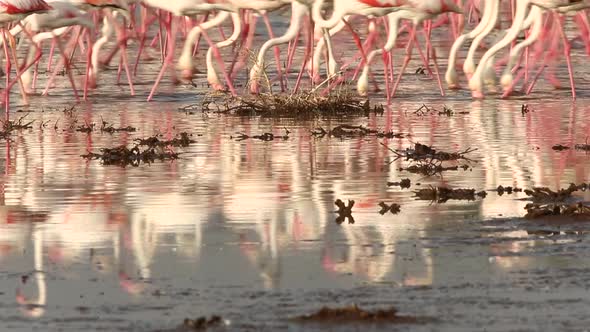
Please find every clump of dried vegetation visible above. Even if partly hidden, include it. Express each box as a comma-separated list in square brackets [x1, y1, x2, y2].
[81, 145, 179, 167]
[411, 104, 469, 117]
[82, 132, 195, 167]
[524, 183, 587, 203]
[379, 202, 401, 215]
[496, 185, 523, 196]
[382, 142, 476, 176]
[231, 129, 290, 141]
[414, 186, 487, 203]
[182, 315, 223, 330]
[525, 202, 590, 219]
[335, 199, 355, 224]
[312, 125, 402, 139]
[0, 115, 34, 139]
[522, 183, 590, 220]
[197, 92, 384, 118]
[293, 304, 422, 324]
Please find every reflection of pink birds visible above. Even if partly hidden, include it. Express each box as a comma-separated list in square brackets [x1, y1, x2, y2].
[0, 0, 53, 119]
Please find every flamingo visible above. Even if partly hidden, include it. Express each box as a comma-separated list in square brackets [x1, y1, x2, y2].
[468, 0, 590, 99]
[445, 0, 498, 89]
[356, 1, 462, 97]
[0, 0, 52, 119]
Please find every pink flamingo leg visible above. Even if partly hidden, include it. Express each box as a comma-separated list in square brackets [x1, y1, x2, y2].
[556, 15, 576, 99]
[148, 16, 177, 101]
[391, 26, 417, 97]
[2, 30, 11, 120]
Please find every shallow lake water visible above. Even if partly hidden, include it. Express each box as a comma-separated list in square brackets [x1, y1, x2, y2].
[1, 12, 590, 332]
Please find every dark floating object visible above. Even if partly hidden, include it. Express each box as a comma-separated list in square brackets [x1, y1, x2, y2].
[312, 124, 402, 139]
[294, 304, 421, 324]
[76, 122, 95, 133]
[575, 143, 590, 151]
[496, 185, 523, 196]
[383, 142, 476, 176]
[521, 104, 534, 116]
[200, 93, 383, 118]
[1, 115, 35, 139]
[183, 315, 223, 330]
[524, 183, 588, 203]
[379, 202, 401, 215]
[232, 129, 289, 141]
[100, 117, 137, 133]
[383, 142, 476, 163]
[412, 104, 469, 117]
[525, 202, 590, 220]
[135, 132, 196, 148]
[415, 186, 487, 203]
[552, 144, 570, 151]
[82, 132, 196, 167]
[82, 145, 179, 167]
[387, 178, 411, 189]
[399, 164, 470, 176]
[335, 199, 355, 224]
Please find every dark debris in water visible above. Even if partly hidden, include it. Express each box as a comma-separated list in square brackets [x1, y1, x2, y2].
[524, 183, 587, 203]
[312, 125, 402, 139]
[521, 104, 534, 116]
[100, 117, 137, 134]
[76, 122, 95, 133]
[335, 199, 355, 224]
[415, 186, 487, 203]
[1, 115, 35, 139]
[232, 129, 289, 141]
[294, 304, 422, 324]
[81, 145, 179, 167]
[496, 185, 523, 196]
[135, 132, 196, 148]
[182, 315, 223, 330]
[552, 144, 570, 151]
[202, 93, 383, 118]
[392, 142, 476, 162]
[387, 178, 411, 189]
[525, 202, 590, 220]
[400, 163, 470, 176]
[411, 104, 469, 117]
[379, 202, 401, 215]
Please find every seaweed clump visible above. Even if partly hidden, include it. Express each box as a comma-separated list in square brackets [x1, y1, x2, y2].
[415, 186, 487, 203]
[524, 183, 587, 203]
[524, 202, 590, 220]
[379, 202, 401, 215]
[182, 315, 223, 330]
[312, 125, 402, 139]
[135, 132, 195, 148]
[335, 199, 355, 224]
[496, 185, 523, 196]
[382, 142, 476, 176]
[81, 145, 179, 167]
[204, 93, 383, 118]
[294, 304, 420, 324]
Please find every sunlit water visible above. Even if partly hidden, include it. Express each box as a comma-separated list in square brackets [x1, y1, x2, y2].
[1, 12, 590, 332]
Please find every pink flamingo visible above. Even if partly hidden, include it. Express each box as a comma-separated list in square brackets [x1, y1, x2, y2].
[0, 0, 52, 120]
[468, 0, 590, 99]
[356, 1, 462, 97]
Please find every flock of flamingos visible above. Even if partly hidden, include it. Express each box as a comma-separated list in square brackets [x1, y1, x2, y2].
[0, 0, 588, 114]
